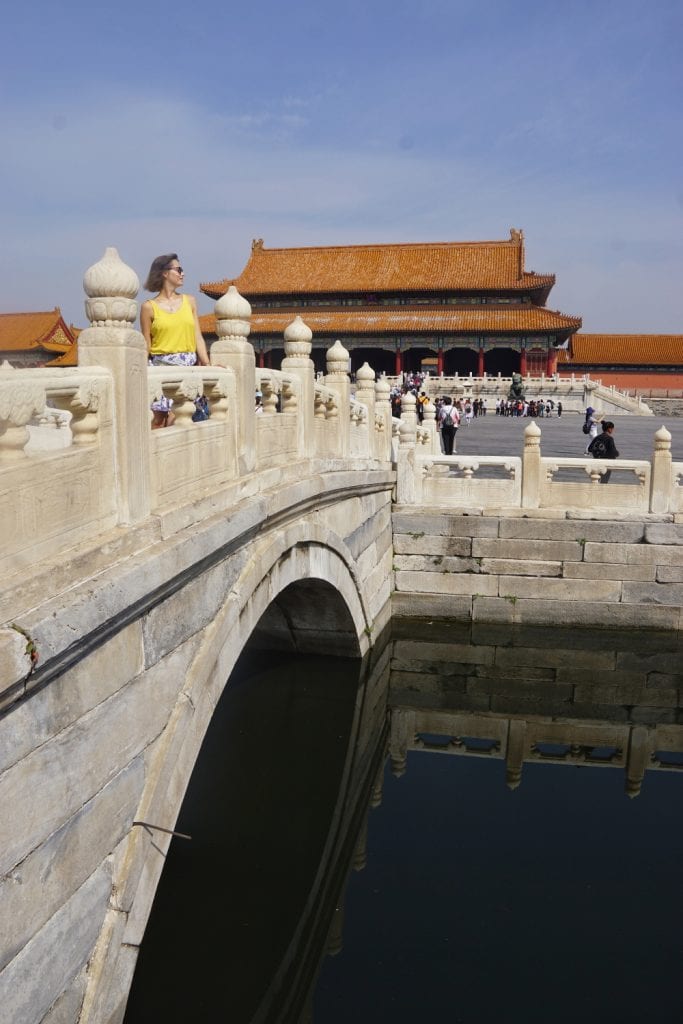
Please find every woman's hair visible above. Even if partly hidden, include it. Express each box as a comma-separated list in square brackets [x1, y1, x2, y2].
[144, 253, 179, 292]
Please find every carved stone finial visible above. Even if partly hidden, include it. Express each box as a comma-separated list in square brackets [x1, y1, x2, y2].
[356, 362, 375, 385]
[326, 339, 350, 377]
[524, 419, 541, 445]
[214, 285, 251, 340]
[283, 315, 313, 361]
[654, 425, 672, 450]
[83, 247, 139, 326]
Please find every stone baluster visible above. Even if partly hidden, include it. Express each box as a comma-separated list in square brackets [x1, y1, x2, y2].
[650, 425, 672, 513]
[0, 377, 45, 459]
[166, 378, 201, 427]
[422, 398, 441, 455]
[206, 377, 229, 420]
[282, 316, 314, 457]
[78, 247, 150, 524]
[55, 381, 102, 446]
[260, 377, 278, 415]
[521, 419, 541, 509]
[211, 285, 254, 473]
[374, 374, 393, 462]
[396, 391, 418, 504]
[325, 340, 351, 457]
[354, 362, 375, 458]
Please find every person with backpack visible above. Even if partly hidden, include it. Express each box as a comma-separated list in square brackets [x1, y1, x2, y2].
[438, 396, 460, 454]
[588, 421, 619, 482]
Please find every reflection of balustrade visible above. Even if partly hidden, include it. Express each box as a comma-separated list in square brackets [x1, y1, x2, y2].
[388, 625, 683, 797]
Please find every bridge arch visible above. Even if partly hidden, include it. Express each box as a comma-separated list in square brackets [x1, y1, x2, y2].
[80, 524, 379, 1022]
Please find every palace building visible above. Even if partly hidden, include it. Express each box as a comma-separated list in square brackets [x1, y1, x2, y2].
[0, 309, 79, 368]
[200, 230, 582, 376]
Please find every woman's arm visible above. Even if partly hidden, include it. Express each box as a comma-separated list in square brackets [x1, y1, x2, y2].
[140, 300, 154, 353]
[188, 295, 210, 365]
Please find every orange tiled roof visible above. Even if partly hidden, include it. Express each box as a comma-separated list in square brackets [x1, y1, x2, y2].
[200, 305, 580, 336]
[201, 232, 555, 298]
[0, 309, 77, 354]
[561, 334, 683, 366]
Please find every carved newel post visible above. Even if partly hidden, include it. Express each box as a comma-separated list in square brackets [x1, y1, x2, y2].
[354, 362, 376, 458]
[521, 419, 542, 509]
[650, 425, 672, 514]
[374, 374, 393, 462]
[325, 340, 351, 457]
[78, 247, 150, 524]
[282, 316, 314, 459]
[211, 286, 254, 473]
[396, 391, 417, 504]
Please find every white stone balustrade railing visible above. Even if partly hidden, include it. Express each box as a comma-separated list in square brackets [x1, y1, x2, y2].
[0, 249, 393, 578]
[397, 420, 683, 515]
[0, 367, 117, 575]
[384, 374, 653, 415]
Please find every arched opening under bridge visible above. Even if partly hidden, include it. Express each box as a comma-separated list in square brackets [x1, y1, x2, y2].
[123, 580, 382, 1023]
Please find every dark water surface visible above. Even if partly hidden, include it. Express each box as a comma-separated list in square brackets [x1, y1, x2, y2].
[124, 623, 683, 1024]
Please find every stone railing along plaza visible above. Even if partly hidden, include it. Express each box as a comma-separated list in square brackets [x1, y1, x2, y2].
[385, 373, 653, 416]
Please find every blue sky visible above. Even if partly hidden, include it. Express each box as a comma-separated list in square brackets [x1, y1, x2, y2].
[2, 0, 682, 332]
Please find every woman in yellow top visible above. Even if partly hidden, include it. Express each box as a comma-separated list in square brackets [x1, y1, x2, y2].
[140, 253, 210, 367]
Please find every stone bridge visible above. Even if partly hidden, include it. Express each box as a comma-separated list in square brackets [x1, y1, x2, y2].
[0, 250, 394, 1023]
[2, 249, 683, 1023]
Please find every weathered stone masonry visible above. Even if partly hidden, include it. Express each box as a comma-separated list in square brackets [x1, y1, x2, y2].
[392, 511, 683, 630]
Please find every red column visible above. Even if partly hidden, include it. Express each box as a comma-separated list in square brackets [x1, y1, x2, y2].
[258, 349, 265, 368]
[546, 348, 557, 376]
[395, 347, 403, 375]
[437, 349, 444, 375]
[520, 348, 527, 375]
[477, 347, 485, 377]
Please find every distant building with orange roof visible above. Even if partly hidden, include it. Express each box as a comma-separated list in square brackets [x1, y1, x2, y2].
[200, 231, 582, 375]
[0, 309, 79, 367]
[559, 334, 683, 395]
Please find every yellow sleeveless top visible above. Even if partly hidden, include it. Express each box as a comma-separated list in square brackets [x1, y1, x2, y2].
[149, 295, 196, 355]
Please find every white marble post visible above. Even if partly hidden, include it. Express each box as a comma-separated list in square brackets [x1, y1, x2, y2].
[521, 419, 542, 509]
[650, 425, 672, 513]
[281, 316, 314, 458]
[325, 340, 351, 457]
[211, 286, 254, 474]
[77, 247, 151, 524]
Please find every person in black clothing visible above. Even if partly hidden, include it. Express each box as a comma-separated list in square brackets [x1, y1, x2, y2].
[588, 420, 619, 482]
[438, 396, 459, 455]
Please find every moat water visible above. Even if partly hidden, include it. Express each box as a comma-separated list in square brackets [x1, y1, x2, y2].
[123, 621, 683, 1024]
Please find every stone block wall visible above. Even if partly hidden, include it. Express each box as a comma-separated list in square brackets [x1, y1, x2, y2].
[392, 509, 683, 629]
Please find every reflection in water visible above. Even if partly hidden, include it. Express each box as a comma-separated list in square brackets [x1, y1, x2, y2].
[124, 623, 683, 1023]
[314, 622, 683, 1024]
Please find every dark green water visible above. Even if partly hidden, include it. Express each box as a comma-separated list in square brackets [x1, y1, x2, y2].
[124, 623, 683, 1024]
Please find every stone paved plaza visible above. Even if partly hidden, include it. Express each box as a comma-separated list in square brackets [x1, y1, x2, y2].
[452, 412, 683, 461]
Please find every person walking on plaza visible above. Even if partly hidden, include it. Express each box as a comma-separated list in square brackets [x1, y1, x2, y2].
[588, 420, 619, 482]
[584, 408, 603, 453]
[438, 396, 460, 454]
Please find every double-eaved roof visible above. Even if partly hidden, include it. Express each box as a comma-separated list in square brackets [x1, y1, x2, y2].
[201, 231, 556, 300]
[199, 305, 580, 338]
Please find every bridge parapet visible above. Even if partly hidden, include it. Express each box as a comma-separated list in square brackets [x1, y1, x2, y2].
[0, 248, 393, 580]
[396, 420, 683, 515]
